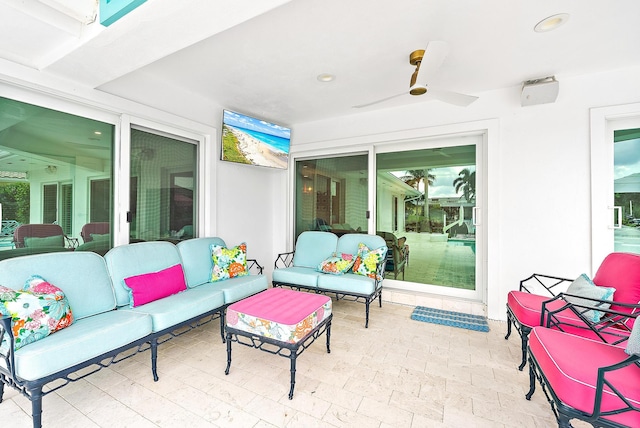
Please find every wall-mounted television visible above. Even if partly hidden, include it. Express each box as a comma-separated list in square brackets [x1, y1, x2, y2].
[221, 109, 291, 169]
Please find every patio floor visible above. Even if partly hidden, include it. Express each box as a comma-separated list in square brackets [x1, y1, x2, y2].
[1, 298, 590, 427]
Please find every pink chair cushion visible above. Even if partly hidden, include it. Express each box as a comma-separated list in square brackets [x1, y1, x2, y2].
[593, 253, 640, 322]
[529, 327, 640, 426]
[508, 290, 631, 344]
[508, 291, 567, 327]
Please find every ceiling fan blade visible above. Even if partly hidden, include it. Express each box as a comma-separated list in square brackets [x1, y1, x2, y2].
[415, 41, 449, 85]
[427, 88, 478, 107]
[353, 91, 406, 109]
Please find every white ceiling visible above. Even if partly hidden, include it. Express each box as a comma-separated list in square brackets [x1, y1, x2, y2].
[2, 0, 640, 126]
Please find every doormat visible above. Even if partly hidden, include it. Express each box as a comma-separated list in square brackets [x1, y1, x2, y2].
[410, 306, 490, 332]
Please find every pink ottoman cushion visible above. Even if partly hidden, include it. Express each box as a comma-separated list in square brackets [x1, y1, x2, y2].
[227, 288, 332, 343]
[529, 326, 640, 427]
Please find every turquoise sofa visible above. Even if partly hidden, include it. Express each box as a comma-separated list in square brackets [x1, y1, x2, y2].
[0, 238, 267, 428]
[272, 231, 387, 328]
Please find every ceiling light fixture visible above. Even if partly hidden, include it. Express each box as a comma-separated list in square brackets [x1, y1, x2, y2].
[317, 73, 335, 82]
[534, 13, 570, 32]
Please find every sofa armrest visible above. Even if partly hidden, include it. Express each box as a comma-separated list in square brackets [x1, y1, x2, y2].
[274, 251, 295, 269]
[247, 259, 264, 275]
[0, 315, 17, 382]
[541, 294, 639, 346]
[519, 273, 573, 296]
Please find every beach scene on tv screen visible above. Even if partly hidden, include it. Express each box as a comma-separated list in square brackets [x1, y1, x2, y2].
[222, 110, 290, 169]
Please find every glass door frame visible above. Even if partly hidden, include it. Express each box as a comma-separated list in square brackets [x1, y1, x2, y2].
[116, 115, 210, 246]
[591, 103, 640, 269]
[289, 122, 492, 305]
[373, 133, 485, 302]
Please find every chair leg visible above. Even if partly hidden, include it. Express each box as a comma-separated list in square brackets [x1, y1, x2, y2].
[525, 359, 536, 400]
[505, 309, 513, 340]
[518, 325, 531, 371]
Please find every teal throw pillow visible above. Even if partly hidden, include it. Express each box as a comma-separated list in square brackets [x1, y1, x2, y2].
[564, 273, 615, 323]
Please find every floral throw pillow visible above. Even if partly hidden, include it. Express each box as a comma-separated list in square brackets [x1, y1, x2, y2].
[317, 252, 356, 275]
[0, 275, 74, 350]
[352, 243, 387, 280]
[211, 242, 249, 282]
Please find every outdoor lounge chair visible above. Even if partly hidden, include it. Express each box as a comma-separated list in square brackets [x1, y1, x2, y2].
[376, 231, 409, 280]
[506, 252, 640, 370]
[80, 222, 110, 243]
[13, 224, 65, 249]
[525, 297, 640, 427]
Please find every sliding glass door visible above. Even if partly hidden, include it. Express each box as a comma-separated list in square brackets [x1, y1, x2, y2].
[376, 144, 478, 293]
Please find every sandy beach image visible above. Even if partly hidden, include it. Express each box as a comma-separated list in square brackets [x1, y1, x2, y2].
[225, 125, 288, 169]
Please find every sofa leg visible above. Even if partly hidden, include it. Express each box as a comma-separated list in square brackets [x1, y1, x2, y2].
[518, 326, 531, 371]
[365, 300, 370, 328]
[0, 380, 4, 403]
[30, 386, 43, 428]
[220, 308, 226, 343]
[151, 337, 159, 382]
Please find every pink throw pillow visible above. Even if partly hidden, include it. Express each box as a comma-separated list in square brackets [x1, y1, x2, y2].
[123, 264, 187, 308]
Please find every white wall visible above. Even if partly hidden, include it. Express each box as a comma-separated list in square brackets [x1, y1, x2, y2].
[291, 66, 640, 320]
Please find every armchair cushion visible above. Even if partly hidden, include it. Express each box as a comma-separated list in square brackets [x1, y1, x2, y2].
[564, 273, 615, 322]
[593, 253, 640, 324]
[530, 326, 640, 427]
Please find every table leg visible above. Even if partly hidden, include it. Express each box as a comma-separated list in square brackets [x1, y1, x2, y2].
[225, 332, 232, 375]
[288, 353, 297, 399]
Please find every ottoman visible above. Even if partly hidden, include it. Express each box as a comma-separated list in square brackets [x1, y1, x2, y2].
[224, 287, 332, 399]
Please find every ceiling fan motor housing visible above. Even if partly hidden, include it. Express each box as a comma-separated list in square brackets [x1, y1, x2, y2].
[409, 49, 427, 95]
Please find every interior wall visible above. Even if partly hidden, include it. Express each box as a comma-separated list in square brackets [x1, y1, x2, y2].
[292, 66, 640, 320]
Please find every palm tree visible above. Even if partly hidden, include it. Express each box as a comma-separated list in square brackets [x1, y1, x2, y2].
[401, 169, 435, 231]
[453, 168, 476, 202]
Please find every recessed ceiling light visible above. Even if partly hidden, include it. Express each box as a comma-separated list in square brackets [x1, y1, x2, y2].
[94, 131, 102, 135]
[534, 13, 570, 32]
[317, 73, 335, 82]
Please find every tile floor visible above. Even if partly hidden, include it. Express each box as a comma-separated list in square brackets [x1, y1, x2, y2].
[1, 298, 588, 428]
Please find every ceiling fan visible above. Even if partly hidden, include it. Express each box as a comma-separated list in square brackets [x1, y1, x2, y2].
[354, 41, 478, 109]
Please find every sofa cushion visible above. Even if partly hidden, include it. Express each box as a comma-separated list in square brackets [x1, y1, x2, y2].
[206, 274, 268, 304]
[105, 242, 183, 307]
[122, 284, 225, 332]
[272, 266, 321, 288]
[292, 231, 338, 268]
[0, 252, 116, 320]
[564, 274, 615, 322]
[0, 277, 73, 350]
[210, 242, 249, 282]
[529, 326, 640, 427]
[123, 264, 187, 308]
[593, 253, 640, 323]
[353, 243, 387, 280]
[177, 237, 227, 288]
[317, 253, 355, 275]
[318, 273, 378, 295]
[4, 310, 152, 381]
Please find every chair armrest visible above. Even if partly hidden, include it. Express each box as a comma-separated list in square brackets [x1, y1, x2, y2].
[274, 251, 295, 269]
[542, 294, 639, 346]
[519, 273, 573, 296]
[593, 354, 640, 419]
[247, 259, 264, 275]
